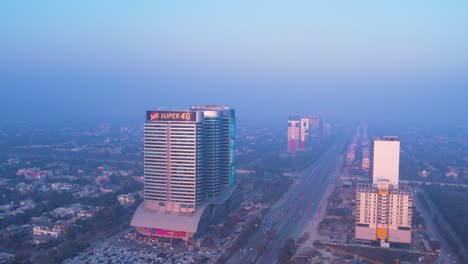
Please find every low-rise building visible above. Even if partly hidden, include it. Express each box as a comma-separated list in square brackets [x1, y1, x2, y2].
[33, 235, 54, 245]
[33, 225, 64, 238]
[51, 207, 75, 218]
[418, 170, 430, 178]
[95, 175, 110, 185]
[445, 169, 459, 179]
[117, 194, 136, 205]
[77, 206, 100, 217]
[18, 168, 52, 181]
[50, 182, 74, 191]
[77, 211, 94, 218]
[51, 204, 89, 219]
[100, 184, 120, 193]
[16, 183, 34, 195]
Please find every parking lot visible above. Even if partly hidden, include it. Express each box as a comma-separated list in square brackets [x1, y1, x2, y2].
[64, 231, 221, 264]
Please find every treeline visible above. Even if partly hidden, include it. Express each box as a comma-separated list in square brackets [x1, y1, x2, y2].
[33, 240, 90, 264]
[30, 202, 139, 264]
[277, 239, 296, 264]
[423, 185, 468, 245]
[0, 182, 142, 262]
[422, 185, 468, 262]
[0, 192, 75, 229]
[0, 179, 142, 230]
[242, 136, 334, 177]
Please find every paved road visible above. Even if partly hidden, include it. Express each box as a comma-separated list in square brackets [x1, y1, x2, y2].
[227, 133, 349, 264]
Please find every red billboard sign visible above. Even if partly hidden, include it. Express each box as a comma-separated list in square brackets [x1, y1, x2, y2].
[146, 111, 196, 122]
[137, 227, 187, 238]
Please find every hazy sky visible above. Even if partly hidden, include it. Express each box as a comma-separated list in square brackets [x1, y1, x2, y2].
[1, 1, 467, 127]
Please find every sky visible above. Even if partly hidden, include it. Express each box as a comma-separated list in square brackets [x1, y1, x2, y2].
[1, 1, 467, 127]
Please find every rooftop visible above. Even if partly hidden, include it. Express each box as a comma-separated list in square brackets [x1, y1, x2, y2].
[288, 114, 301, 120]
[190, 105, 231, 110]
[132, 186, 238, 233]
[373, 136, 400, 141]
[130, 203, 209, 233]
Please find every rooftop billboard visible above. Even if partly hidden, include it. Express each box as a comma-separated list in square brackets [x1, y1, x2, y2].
[146, 111, 197, 122]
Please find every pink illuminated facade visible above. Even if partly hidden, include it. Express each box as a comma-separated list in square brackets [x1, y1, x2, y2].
[288, 115, 300, 152]
[288, 114, 324, 152]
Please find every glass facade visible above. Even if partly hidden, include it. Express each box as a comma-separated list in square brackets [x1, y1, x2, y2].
[143, 107, 236, 213]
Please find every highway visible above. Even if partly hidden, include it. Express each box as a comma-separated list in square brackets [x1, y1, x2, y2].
[226, 133, 349, 264]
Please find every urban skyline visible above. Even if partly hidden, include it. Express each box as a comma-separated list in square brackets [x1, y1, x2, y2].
[0, 1, 467, 263]
[1, 2, 468, 126]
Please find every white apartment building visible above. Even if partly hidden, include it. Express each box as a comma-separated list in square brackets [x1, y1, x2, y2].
[370, 136, 400, 185]
[355, 180, 412, 246]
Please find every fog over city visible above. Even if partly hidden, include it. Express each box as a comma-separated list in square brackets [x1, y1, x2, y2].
[0, 2, 467, 264]
[1, 1, 468, 127]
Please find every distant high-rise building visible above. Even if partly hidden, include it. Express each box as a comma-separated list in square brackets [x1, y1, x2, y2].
[362, 137, 370, 171]
[323, 123, 331, 138]
[370, 136, 400, 185]
[309, 115, 323, 143]
[287, 115, 300, 152]
[356, 135, 411, 247]
[362, 147, 370, 171]
[299, 117, 310, 149]
[355, 180, 413, 246]
[346, 147, 356, 165]
[131, 106, 240, 241]
[346, 132, 358, 165]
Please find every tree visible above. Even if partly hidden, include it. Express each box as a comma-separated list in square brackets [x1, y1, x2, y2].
[284, 238, 296, 252]
[277, 239, 296, 264]
[56, 242, 78, 260]
[267, 229, 276, 241]
[202, 236, 215, 249]
[53, 240, 89, 262]
[256, 243, 266, 256]
[109, 174, 122, 184]
[278, 249, 290, 264]
[64, 228, 77, 240]
[223, 218, 236, 231]
[14, 247, 32, 262]
[33, 254, 58, 264]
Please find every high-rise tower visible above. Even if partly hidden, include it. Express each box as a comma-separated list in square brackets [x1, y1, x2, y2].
[287, 115, 300, 152]
[370, 136, 400, 185]
[300, 117, 310, 149]
[356, 136, 411, 247]
[190, 105, 236, 199]
[131, 106, 238, 241]
[142, 110, 204, 212]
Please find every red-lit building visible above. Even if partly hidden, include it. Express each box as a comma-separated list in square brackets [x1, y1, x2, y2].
[288, 114, 325, 152]
[287, 115, 300, 152]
